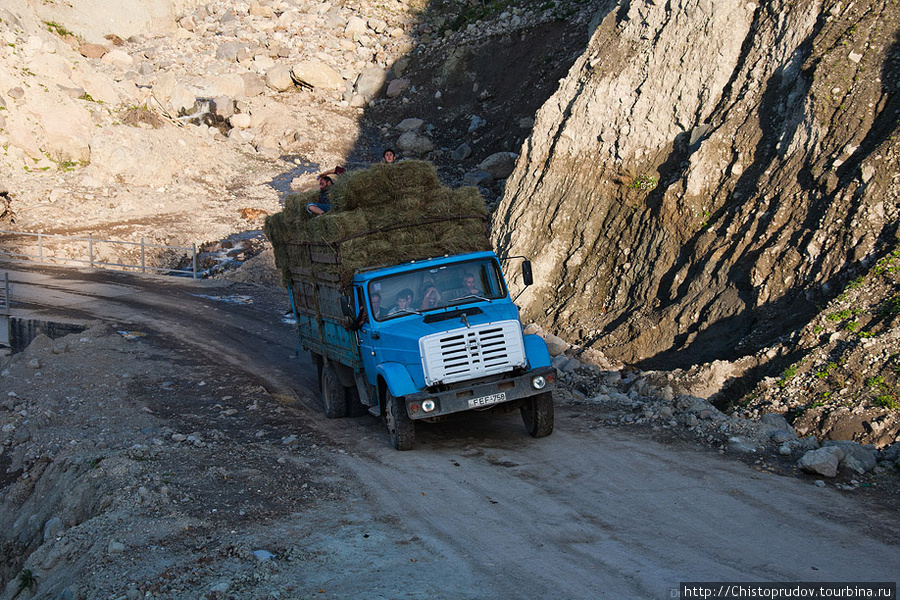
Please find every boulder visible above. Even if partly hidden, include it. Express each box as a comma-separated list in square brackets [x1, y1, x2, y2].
[395, 118, 424, 132]
[397, 131, 434, 155]
[386, 78, 410, 98]
[291, 60, 344, 90]
[241, 73, 266, 97]
[462, 170, 493, 186]
[229, 113, 252, 129]
[100, 49, 134, 70]
[249, 3, 274, 18]
[210, 74, 245, 98]
[79, 44, 108, 58]
[152, 72, 177, 103]
[169, 84, 198, 115]
[798, 447, 842, 478]
[823, 441, 877, 474]
[760, 413, 797, 444]
[543, 334, 568, 357]
[71, 68, 122, 104]
[354, 68, 388, 100]
[451, 143, 472, 161]
[478, 152, 518, 180]
[266, 65, 294, 92]
[28, 95, 93, 163]
[216, 42, 245, 62]
[344, 16, 368, 40]
[211, 96, 235, 119]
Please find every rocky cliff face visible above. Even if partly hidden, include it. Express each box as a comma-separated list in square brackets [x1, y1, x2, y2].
[494, 0, 900, 369]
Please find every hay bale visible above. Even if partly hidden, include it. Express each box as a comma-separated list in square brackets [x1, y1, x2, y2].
[265, 160, 490, 285]
[282, 190, 318, 225]
[334, 160, 442, 210]
[307, 209, 370, 241]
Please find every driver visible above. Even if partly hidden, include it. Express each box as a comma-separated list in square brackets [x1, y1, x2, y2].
[461, 272, 482, 296]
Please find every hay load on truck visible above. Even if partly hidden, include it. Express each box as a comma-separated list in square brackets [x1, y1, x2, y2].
[264, 160, 556, 450]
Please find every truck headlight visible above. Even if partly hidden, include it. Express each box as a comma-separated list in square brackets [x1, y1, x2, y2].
[422, 399, 436, 412]
[531, 375, 546, 390]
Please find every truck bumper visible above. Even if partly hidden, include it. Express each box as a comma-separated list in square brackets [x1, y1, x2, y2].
[404, 367, 557, 421]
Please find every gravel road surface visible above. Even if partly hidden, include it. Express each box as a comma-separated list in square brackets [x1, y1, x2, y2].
[1, 261, 897, 600]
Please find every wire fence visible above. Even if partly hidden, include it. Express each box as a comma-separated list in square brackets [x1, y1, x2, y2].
[0, 229, 198, 278]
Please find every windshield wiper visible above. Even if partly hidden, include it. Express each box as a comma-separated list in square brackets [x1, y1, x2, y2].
[450, 294, 492, 305]
[388, 308, 421, 317]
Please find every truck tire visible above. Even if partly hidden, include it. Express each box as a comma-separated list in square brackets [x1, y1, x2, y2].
[384, 391, 415, 450]
[521, 392, 554, 438]
[321, 363, 348, 419]
[311, 352, 323, 391]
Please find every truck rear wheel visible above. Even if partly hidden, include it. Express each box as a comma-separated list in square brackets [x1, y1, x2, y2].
[321, 363, 348, 419]
[385, 391, 415, 450]
[521, 392, 554, 438]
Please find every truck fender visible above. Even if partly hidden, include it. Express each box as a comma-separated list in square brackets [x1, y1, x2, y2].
[376, 362, 420, 399]
[523, 334, 552, 369]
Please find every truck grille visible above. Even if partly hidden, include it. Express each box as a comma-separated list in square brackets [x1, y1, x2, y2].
[419, 320, 527, 386]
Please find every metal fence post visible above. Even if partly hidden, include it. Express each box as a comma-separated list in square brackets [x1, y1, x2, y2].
[89, 234, 94, 269]
[192, 243, 197, 279]
[141, 238, 146, 274]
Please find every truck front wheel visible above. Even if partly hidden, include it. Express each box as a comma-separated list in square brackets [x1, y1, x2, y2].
[321, 363, 348, 419]
[384, 391, 415, 450]
[521, 392, 554, 438]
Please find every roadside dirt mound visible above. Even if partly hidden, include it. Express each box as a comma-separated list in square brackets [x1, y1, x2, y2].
[0, 321, 354, 598]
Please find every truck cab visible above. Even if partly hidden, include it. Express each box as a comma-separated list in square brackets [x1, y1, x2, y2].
[328, 251, 556, 449]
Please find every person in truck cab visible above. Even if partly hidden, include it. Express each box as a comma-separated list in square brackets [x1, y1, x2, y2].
[370, 292, 383, 319]
[419, 284, 441, 310]
[459, 272, 482, 297]
[388, 288, 414, 315]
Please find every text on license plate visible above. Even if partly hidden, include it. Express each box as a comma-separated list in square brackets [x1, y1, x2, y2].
[468, 392, 507, 409]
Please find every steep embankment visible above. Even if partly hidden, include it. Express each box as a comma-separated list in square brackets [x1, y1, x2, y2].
[495, 0, 900, 370]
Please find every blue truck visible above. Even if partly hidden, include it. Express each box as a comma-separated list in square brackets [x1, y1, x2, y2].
[288, 241, 557, 450]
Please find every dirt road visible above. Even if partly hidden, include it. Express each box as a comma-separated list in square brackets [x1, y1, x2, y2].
[2, 262, 898, 599]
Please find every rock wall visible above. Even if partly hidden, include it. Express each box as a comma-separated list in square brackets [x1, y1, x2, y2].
[494, 0, 900, 368]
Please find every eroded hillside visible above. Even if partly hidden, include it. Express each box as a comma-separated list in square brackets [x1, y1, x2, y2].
[495, 0, 900, 372]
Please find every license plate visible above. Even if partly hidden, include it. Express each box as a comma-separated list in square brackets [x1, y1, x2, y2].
[468, 392, 506, 409]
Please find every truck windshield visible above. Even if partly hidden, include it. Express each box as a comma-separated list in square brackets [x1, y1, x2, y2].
[368, 258, 507, 321]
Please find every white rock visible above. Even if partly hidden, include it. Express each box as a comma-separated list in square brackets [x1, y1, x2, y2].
[291, 60, 345, 89]
[543, 334, 568, 356]
[266, 65, 295, 92]
[798, 447, 841, 477]
[345, 16, 368, 39]
[354, 67, 388, 100]
[101, 49, 134, 70]
[229, 113, 252, 129]
[169, 84, 198, 115]
[210, 74, 246, 99]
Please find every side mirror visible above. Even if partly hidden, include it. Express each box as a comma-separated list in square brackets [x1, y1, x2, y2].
[522, 260, 533, 287]
[339, 295, 354, 318]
